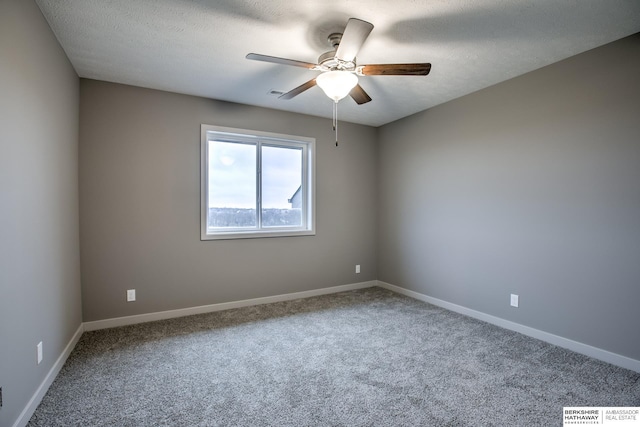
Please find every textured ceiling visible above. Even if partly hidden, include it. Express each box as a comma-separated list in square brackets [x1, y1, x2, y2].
[36, 0, 640, 127]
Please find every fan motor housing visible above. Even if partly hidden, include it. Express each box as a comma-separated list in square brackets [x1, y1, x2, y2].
[318, 54, 356, 72]
[318, 51, 338, 67]
[317, 32, 356, 71]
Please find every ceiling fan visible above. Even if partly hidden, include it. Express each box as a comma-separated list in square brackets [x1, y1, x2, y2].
[246, 18, 432, 105]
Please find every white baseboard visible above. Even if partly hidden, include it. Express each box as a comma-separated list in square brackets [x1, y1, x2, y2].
[84, 280, 378, 331]
[377, 280, 640, 373]
[13, 323, 84, 427]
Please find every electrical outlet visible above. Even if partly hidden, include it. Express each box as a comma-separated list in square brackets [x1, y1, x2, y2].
[510, 294, 519, 308]
[37, 341, 43, 364]
[127, 289, 136, 302]
[355, 265, 361, 274]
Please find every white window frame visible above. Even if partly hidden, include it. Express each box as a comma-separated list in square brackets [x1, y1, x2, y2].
[201, 124, 315, 240]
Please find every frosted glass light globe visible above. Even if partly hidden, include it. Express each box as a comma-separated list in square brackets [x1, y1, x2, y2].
[316, 71, 358, 102]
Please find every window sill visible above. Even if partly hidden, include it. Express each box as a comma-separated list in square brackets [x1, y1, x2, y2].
[201, 229, 316, 241]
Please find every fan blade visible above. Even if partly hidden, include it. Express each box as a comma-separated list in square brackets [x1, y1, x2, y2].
[246, 53, 318, 69]
[279, 79, 317, 100]
[359, 63, 431, 76]
[335, 18, 374, 62]
[349, 84, 372, 105]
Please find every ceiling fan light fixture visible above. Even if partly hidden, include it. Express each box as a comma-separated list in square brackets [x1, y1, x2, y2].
[316, 71, 358, 102]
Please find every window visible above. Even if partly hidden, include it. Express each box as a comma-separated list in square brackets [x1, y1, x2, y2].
[201, 125, 315, 240]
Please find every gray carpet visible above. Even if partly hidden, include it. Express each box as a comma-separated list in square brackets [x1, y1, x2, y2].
[28, 287, 639, 426]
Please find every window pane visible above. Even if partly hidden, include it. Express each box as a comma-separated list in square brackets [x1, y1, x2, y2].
[201, 124, 315, 240]
[261, 145, 302, 227]
[207, 140, 256, 229]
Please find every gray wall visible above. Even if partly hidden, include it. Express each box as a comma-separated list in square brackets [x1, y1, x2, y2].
[378, 34, 640, 361]
[79, 80, 378, 321]
[0, 1, 82, 426]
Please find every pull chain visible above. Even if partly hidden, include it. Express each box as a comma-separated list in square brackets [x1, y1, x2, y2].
[332, 101, 336, 131]
[333, 101, 339, 146]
